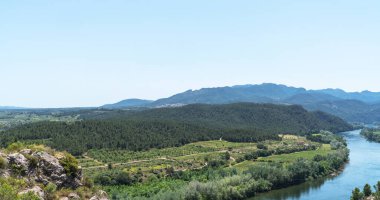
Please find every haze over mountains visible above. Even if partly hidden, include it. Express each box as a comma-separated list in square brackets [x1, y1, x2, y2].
[101, 99, 153, 109]
[103, 83, 380, 123]
[0, 106, 23, 110]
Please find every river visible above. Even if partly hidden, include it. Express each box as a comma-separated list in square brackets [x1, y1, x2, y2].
[251, 129, 380, 200]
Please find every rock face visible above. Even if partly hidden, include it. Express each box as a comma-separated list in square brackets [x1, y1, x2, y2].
[1, 148, 107, 200]
[32, 151, 82, 188]
[5, 150, 82, 189]
[7, 153, 28, 174]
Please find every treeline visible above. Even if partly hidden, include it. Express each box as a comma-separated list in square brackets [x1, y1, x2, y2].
[107, 148, 349, 200]
[307, 131, 347, 149]
[0, 103, 352, 155]
[360, 128, 380, 143]
[351, 182, 380, 200]
[0, 120, 279, 155]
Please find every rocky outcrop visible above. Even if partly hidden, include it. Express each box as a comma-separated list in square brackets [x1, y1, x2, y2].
[4, 149, 82, 189]
[32, 151, 82, 188]
[1, 148, 107, 200]
[7, 153, 28, 174]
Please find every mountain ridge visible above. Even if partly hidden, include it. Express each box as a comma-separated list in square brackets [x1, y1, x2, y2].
[101, 98, 153, 109]
[104, 83, 380, 123]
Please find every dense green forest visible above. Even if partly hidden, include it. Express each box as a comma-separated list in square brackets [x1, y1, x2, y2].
[0, 103, 352, 156]
[82, 103, 352, 133]
[127, 103, 352, 133]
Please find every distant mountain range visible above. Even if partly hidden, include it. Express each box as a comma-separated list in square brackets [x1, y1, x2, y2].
[0, 106, 23, 110]
[103, 83, 380, 123]
[101, 99, 153, 109]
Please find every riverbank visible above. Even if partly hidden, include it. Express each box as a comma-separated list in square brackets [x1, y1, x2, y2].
[251, 130, 380, 200]
[80, 131, 348, 200]
[360, 128, 380, 143]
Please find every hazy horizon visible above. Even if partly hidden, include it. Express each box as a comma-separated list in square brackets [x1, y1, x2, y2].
[2, 0, 380, 107]
[1, 82, 380, 108]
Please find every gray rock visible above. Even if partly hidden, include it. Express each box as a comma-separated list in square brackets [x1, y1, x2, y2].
[7, 153, 28, 175]
[89, 190, 109, 200]
[0, 151, 7, 157]
[89, 196, 109, 200]
[20, 149, 33, 155]
[32, 151, 82, 188]
[68, 192, 80, 199]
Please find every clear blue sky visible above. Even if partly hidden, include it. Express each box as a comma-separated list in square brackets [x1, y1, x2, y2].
[1, 0, 380, 108]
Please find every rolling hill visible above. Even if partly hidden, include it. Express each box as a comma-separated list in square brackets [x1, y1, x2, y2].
[101, 99, 153, 109]
[0, 103, 352, 155]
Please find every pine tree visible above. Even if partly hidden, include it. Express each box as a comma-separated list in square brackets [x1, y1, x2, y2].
[351, 187, 363, 200]
[364, 183, 372, 197]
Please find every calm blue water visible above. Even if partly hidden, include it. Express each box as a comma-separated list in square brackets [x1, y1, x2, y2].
[251, 130, 380, 200]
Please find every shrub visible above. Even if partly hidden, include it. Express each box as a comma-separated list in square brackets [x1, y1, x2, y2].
[44, 183, 57, 200]
[115, 172, 133, 185]
[59, 152, 79, 177]
[82, 176, 94, 188]
[244, 152, 258, 161]
[0, 157, 7, 169]
[23, 154, 38, 169]
[6, 142, 25, 153]
[18, 192, 41, 200]
[94, 175, 112, 185]
[10, 164, 27, 176]
[0, 182, 17, 200]
[257, 143, 268, 150]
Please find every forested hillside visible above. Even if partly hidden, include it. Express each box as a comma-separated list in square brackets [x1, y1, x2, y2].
[129, 103, 352, 133]
[0, 103, 352, 156]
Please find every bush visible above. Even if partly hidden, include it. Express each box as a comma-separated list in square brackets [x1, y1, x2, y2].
[6, 142, 25, 153]
[10, 164, 27, 176]
[244, 152, 258, 161]
[0, 182, 17, 200]
[23, 154, 38, 169]
[18, 192, 41, 200]
[59, 152, 79, 177]
[256, 150, 273, 157]
[0, 157, 7, 169]
[44, 183, 57, 200]
[83, 176, 94, 188]
[257, 143, 268, 150]
[115, 172, 133, 185]
[94, 175, 112, 185]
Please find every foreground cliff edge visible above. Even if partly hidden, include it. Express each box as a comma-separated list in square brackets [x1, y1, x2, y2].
[0, 143, 109, 200]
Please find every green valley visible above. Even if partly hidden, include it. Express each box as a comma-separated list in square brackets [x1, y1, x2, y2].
[0, 103, 353, 199]
[78, 133, 347, 199]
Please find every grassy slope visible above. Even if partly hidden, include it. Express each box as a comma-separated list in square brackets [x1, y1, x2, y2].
[234, 144, 332, 171]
